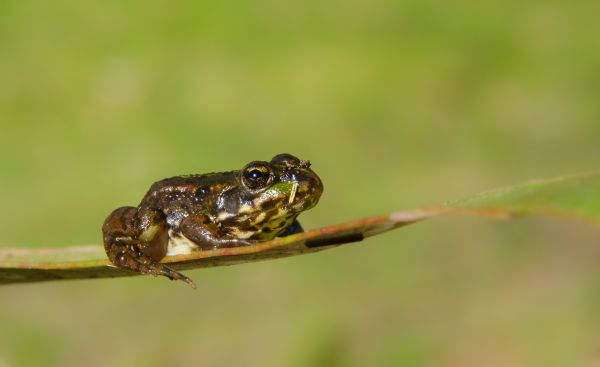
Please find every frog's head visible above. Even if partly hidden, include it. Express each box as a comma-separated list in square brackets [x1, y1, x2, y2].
[220, 153, 323, 239]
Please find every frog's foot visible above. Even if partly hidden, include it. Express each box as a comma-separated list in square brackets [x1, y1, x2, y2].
[103, 206, 196, 288]
[106, 239, 196, 289]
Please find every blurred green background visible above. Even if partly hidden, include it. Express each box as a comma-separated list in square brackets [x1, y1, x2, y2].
[1, 0, 600, 366]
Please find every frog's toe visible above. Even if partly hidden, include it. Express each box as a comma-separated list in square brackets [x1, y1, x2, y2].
[129, 257, 196, 288]
[107, 245, 196, 288]
[133, 258, 196, 288]
[157, 265, 197, 289]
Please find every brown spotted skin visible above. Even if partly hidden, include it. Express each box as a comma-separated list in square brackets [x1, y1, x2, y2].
[102, 153, 323, 287]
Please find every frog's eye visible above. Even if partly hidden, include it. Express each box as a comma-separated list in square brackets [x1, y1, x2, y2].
[241, 162, 272, 190]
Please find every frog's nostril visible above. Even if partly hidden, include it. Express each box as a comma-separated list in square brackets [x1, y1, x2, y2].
[299, 160, 311, 169]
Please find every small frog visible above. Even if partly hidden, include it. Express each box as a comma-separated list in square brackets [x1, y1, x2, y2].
[102, 153, 323, 287]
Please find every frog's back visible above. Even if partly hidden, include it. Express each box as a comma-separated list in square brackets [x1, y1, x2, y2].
[139, 171, 238, 211]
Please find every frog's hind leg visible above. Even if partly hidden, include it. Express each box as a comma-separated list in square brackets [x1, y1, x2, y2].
[102, 207, 196, 289]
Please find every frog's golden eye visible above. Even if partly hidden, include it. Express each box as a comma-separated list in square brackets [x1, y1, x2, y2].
[241, 162, 272, 190]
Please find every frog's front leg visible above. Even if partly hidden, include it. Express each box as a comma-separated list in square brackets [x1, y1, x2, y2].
[180, 214, 254, 250]
[102, 207, 196, 288]
[278, 219, 304, 237]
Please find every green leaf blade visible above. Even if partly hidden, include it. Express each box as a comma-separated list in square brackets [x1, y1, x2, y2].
[444, 172, 600, 224]
[1, 172, 599, 286]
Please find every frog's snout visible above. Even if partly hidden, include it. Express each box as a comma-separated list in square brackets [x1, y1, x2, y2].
[271, 153, 323, 206]
[299, 159, 311, 169]
[293, 168, 323, 200]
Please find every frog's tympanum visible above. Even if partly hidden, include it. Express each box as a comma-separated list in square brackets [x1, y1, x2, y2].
[102, 153, 323, 287]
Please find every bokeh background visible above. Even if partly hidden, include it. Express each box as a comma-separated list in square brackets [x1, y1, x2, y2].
[1, 1, 600, 366]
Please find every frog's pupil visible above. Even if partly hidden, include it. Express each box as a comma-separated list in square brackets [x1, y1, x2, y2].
[248, 169, 262, 180]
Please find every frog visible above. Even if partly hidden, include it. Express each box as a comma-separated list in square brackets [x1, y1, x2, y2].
[102, 153, 323, 288]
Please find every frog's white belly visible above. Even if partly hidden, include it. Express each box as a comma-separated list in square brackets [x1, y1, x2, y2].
[166, 230, 201, 256]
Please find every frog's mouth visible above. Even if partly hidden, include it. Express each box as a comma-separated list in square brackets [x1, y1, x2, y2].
[283, 168, 323, 211]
